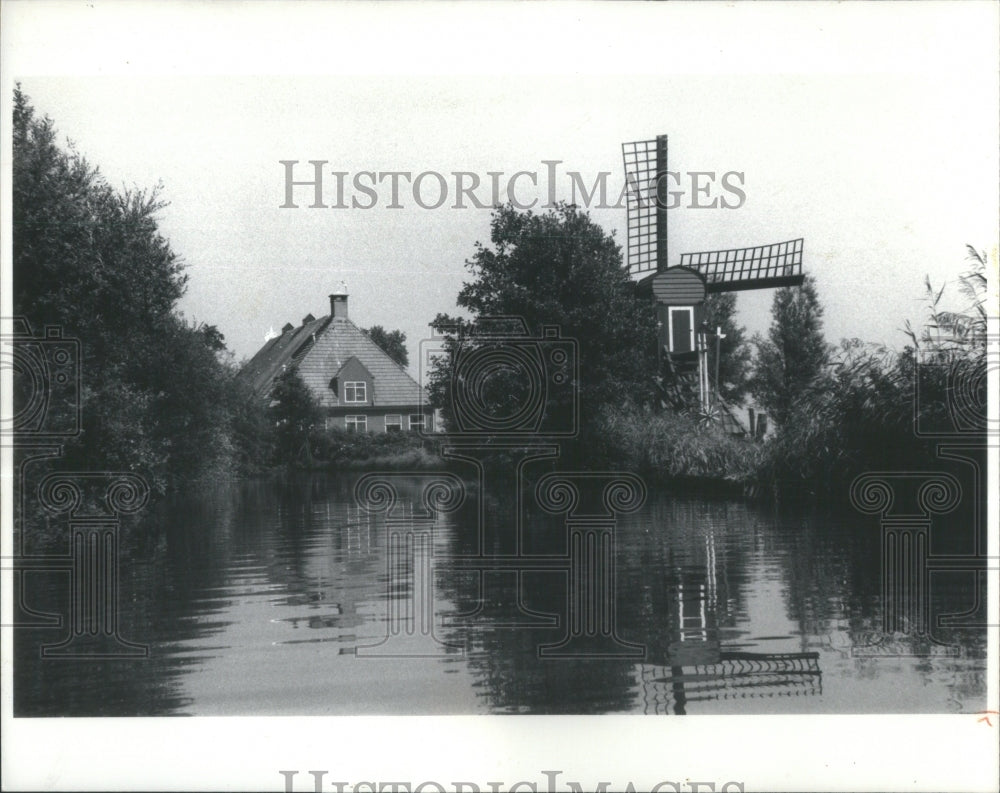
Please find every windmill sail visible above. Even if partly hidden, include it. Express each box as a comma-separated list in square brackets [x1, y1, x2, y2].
[622, 136, 669, 275]
[680, 238, 805, 293]
[623, 131, 806, 415]
[638, 652, 822, 714]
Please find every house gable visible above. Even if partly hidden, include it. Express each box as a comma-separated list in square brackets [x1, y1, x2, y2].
[295, 318, 425, 409]
[240, 288, 428, 415]
[330, 356, 373, 406]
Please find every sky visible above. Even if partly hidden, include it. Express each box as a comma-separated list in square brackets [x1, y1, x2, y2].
[4, 6, 998, 374]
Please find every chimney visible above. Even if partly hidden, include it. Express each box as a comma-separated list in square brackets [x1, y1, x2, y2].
[329, 281, 349, 320]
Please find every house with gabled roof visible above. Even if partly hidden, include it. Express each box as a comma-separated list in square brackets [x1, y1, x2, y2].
[240, 284, 432, 433]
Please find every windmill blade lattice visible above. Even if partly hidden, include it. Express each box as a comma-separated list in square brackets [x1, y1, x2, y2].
[622, 136, 668, 275]
[622, 131, 806, 415]
[680, 238, 805, 293]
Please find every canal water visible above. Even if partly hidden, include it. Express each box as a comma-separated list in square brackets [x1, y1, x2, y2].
[14, 471, 987, 716]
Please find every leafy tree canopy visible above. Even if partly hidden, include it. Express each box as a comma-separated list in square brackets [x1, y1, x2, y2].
[750, 275, 832, 426]
[429, 203, 657, 434]
[268, 369, 322, 466]
[364, 325, 409, 369]
[13, 85, 263, 491]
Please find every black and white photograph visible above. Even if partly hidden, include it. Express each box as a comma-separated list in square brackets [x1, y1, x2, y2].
[2, 2, 998, 790]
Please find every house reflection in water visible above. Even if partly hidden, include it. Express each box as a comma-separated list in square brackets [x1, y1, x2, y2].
[636, 524, 821, 714]
[268, 492, 383, 644]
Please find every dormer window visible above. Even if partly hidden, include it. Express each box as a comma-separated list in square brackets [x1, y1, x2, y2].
[344, 381, 367, 403]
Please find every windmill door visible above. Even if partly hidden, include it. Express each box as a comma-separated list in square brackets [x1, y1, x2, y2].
[669, 306, 695, 354]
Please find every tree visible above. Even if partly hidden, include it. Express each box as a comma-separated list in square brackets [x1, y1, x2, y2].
[13, 87, 186, 353]
[701, 292, 752, 404]
[751, 276, 831, 426]
[13, 86, 245, 492]
[429, 203, 657, 435]
[364, 325, 409, 368]
[268, 369, 322, 466]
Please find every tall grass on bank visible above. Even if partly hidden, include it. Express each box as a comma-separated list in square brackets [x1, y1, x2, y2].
[753, 249, 990, 502]
[592, 404, 759, 483]
[752, 340, 918, 500]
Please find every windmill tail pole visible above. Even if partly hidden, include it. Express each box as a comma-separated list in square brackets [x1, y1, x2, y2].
[713, 325, 725, 407]
[714, 333, 720, 407]
[697, 331, 710, 414]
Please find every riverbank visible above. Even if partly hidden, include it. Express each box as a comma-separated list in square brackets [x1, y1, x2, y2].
[290, 410, 756, 495]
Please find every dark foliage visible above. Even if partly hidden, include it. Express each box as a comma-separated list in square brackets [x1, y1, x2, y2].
[364, 325, 409, 369]
[312, 426, 440, 470]
[593, 403, 758, 483]
[751, 275, 832, 426]
[702, 291, 752, 404]
[268, 369, 323, 466]
[753, 253, 989, 501]
[13, 86, 267, 492]
[428, 203, 657, 441]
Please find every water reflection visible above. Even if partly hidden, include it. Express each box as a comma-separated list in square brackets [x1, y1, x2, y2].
[13, 471, 987, 716]
[635, 548, 822, 714]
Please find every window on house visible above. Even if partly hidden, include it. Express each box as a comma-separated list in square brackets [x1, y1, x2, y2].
[344, 381, 367, 403]
[385, 415, 402, 432]
[345, 415, 367, 433]
[408, 413, 425, 431]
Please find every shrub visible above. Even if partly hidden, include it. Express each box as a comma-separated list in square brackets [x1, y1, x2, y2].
[750, 251, 989, 502]
[593, 404, 758, 483]
[313, 427, 443, 470]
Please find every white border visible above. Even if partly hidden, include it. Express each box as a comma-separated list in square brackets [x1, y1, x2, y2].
[2, 2, 997, 791]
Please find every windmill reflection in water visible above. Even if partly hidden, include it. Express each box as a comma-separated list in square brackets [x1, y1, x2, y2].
[637, 527, 821, 715]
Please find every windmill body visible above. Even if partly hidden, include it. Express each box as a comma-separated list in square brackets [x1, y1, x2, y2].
[623, 134, 805, 416]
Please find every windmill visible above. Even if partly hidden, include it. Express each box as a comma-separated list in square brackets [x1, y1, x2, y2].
[622, 135, 804, 419]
